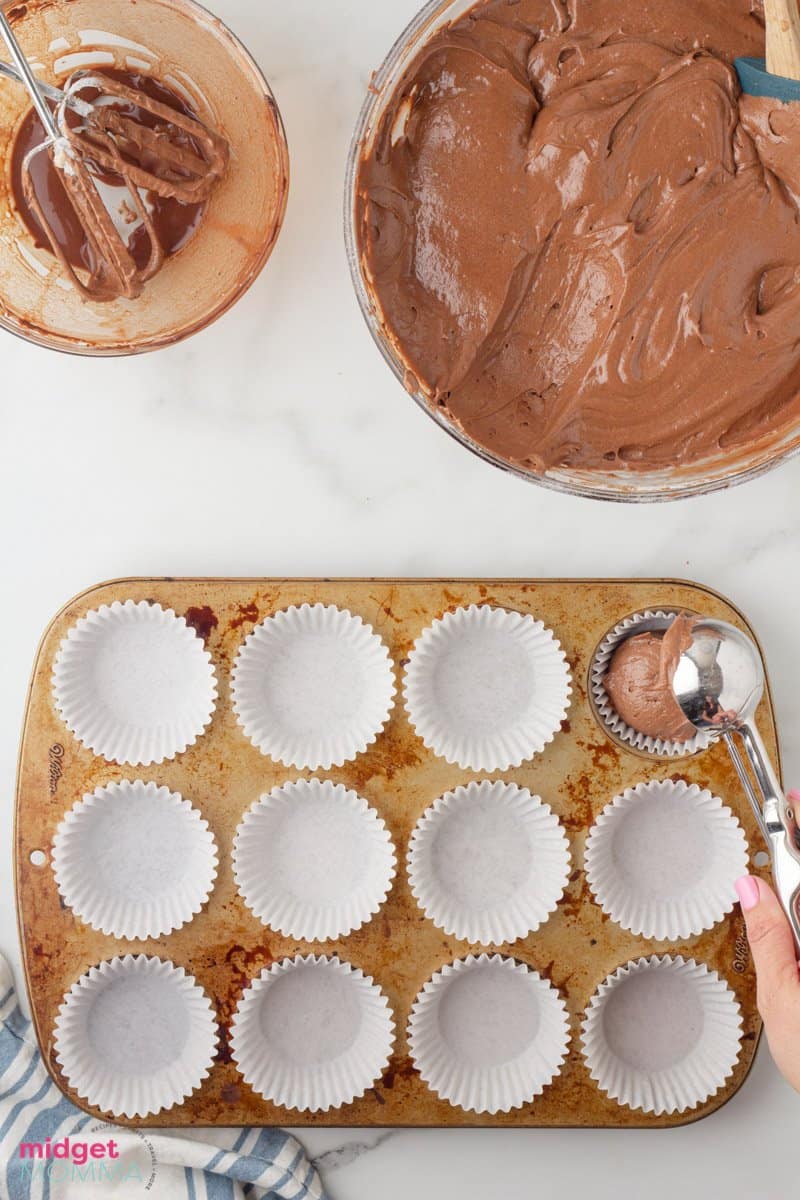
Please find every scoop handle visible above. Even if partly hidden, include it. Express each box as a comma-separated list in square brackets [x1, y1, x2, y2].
[765, 0, 800, 81]
[736, 722, 800, 953]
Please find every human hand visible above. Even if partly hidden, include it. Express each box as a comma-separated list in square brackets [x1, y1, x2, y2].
[735, 874, 800, 1091]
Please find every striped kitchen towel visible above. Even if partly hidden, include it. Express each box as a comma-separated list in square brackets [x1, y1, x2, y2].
[0, 953, 328, 1200]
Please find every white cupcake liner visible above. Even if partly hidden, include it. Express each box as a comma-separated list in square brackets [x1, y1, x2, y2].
[52, 780, 219, 940]
[585, 780, 748, 941]
[232, 778, 396, 940]
[580, 955, 743, 1115]
[590, 610, 713, 757]
[230, 955, 394, 1112]
[408, 955, 570, 1113]
[231, 604, 396, 769]
[52, 600, 218, 766]
[403, 605, 571, 771]
[408, 781, 570, 944]
[54, 955, 218, 1118]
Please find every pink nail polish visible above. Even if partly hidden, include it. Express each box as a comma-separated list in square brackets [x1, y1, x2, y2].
[736, 875, 760, 911]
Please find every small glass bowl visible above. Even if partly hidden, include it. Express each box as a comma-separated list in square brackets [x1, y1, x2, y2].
[0, 0, 289, 356]
[344, 0, 800, 502]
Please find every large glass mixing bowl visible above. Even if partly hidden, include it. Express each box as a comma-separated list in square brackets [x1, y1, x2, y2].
[344, 0, 800, 502]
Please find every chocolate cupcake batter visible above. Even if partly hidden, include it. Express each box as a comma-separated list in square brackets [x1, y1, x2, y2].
[356, 0, 800, 473]
[604, 614, 696, 741]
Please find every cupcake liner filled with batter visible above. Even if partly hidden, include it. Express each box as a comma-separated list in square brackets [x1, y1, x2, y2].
[590, 610, 715, 756]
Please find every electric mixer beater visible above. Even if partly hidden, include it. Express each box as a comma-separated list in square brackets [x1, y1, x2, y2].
[0, 8, 228, 301]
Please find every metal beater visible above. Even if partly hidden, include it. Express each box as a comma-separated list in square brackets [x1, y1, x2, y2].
[0, 12, 228, 301]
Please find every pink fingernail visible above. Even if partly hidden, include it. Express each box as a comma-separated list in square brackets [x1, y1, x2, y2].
[788, 789, 800, 805]
[736, 875, 760, 911]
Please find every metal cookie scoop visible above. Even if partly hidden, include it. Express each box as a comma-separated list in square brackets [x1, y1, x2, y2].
[671, 618, 800, 950]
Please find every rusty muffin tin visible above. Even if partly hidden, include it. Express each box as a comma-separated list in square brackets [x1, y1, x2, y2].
[15, 577, 776, 1127]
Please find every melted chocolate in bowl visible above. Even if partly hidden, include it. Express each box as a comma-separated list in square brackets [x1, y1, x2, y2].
[0, 0, 289, 354]
[350, 0, 800, 498]
[11, 70, 206, 275]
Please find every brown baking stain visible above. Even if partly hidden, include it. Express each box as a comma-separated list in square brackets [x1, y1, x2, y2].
[15, 577, 771, 1129]
[381, 1054, 414, 1090]
[184, 606, 218, 642]
[580, 738, 619, 771]
[561, 772, 595, 832]
[206, 941, 275, 1023]
[214, 1030, 234, 1066]
[229, 601, 261, 631]
[558, 874, 592, 921]
[345, 735, 423, 789]
[32, 941, 52, 964]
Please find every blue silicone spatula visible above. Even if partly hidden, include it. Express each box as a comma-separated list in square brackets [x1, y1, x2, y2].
[736, 0, 800, 101]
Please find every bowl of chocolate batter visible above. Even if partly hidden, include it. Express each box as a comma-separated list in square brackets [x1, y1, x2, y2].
[0, 0, 289, 354]
[347, 0, 800, 499]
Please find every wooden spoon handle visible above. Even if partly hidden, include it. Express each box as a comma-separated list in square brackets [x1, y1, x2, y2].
[765, 0, 800, 81]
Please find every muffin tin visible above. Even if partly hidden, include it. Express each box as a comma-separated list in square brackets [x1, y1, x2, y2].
[15, 577, 776, 1127]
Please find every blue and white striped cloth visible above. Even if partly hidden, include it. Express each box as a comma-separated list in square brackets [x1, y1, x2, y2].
[0, 953, 328, 1200]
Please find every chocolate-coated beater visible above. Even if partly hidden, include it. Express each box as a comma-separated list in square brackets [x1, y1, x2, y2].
[0, 14, 228, 301]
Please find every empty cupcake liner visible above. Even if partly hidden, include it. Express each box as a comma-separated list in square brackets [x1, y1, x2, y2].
[585, 780, 748, 941]
[580, 955, 743, 1115]
[231, 604, 396, 769]
[52, 780, 219, 940]
[54, 955, 218, 1118]
[408, 955, 570, 1113]
[233, 778, 396, 940]
[408, 781, 570, 944]
[590, 610, 713, 757]
[403, 605, 572, 771]
[52, 600, 218, 766]
[230, 955, 395, 1112]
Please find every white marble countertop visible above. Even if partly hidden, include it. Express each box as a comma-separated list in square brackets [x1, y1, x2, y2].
[1, 1, 799, 1196]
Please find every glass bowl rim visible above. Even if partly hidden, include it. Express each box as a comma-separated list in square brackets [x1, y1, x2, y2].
[342, 0, 800, 503]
